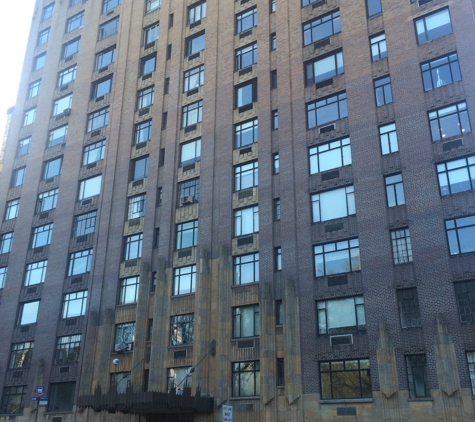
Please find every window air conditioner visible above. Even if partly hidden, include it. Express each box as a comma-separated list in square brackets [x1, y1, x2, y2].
[330, 334, 353, 346]
[180, 196, 193, 205]
[114, 342, 133, 352]
[63, 108, 71, 116]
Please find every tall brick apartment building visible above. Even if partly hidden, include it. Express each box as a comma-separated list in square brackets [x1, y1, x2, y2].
[0, 0, 474, 421]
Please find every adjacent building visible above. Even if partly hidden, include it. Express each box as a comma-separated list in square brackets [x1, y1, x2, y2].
[0, 0, 474, 421]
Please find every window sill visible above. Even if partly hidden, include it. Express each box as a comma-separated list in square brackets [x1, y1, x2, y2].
[229, 396, 260, 401]
[171, 292, 195, 298]
[320, 398, 373, 404]
[408, 397, 433, 402]
[232, 282, 259, 288]
[43, 411, 74, 415]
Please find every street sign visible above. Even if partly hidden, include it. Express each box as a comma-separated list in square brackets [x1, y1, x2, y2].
[35, 386, 45, 397]
[222, 405, 233, 422]
[31, 397, 39, 401]
[39, 398, 48, 406]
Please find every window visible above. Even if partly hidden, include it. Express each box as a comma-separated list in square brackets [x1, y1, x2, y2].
[111, 372, 130, 393]
[58, 65, 76, 87]
[31, 224, 53, 248]
[467, 352, 475, 395]
[366, 0, 382, 17]
[37, 28, 50, 46]
[274, 198, 281, 221]
[144, 23, 159, 45]
[170, 314, 194, 345]
[99, 17, 119, 40]
[119, 276, 139, 304]
[273, 153, 280, 174]
[277, 358, 284, 386]
[305, 51, 344, 85]
[189, 1, 206, 25]
[275, 247, 282, 271]
[135, 120, 152, 144]
[0, 233, 13, 254]
[68, 249, 93, 276]
[49, 383, 76, 412]
[124, 233, 143, 260]
[83, 140, 105, 165]
[234, 253, 259, 285]
[34, 53, 46, 70]
[235, 43, 257, 70]
[236, 7, 257, 34]
[62, 37, 80, 58]
[5, 199, 19, 221]
[385, 174, 405, 207]
[28, 80, 41, 98]
[43, 157, 62, 179]
[183, 65, 204, 92]
[49, 125, 68, 147]
[96, 46, 116, 69]
[55, 335, 81, 364]
[103, 0, 121, 13]
[235, 206, 258, 236]
[131, 157, 149, 180]
[429, 102, 471, 141]
[53, 94, 72, 116]
[9, 342, 33, 368]
[270, 33, 276, 50]
[128, 195, 146, 219]
[437, 156, 475, 196]
[167, 44, 172, 60]
[415, 8, 452, 44]
[137, 86, 154, 109]
[23, 108, 36, 126]
[379, 123, 399, 155]
[235, 161, 258, 191]
[162, 112, 168, 129]
[173, 265, 196, 295]
[397, 288, 421, 328]
[182, 101, 202, 127]
[235, 119, 258, 148]
[70, 0, 82, 6]
[87, 107, 109, 132]
[78, 175, 102, 200]
[232, 361, 260, 397]
[454, 280, 475, 323]
[270, 0, 276, 13]
[276, 300, 283, 325]
[24, 260, 47, 286]
[36, 189, 58, 213]
[235, 80, 257, 108]
[62, 291, 87, 318]
[312, 186, 355, 222]
[176, 221, 198, 250]
[66, 12, 84, 32]
[307, 92, 347, 129]
[141, 54, 156, 76]
[42, 3, 55, 20]
[421, 53, 461, 91]
[390, 228, 413, 264]
[0, 267, 6, 289]
[17, 137, 30, 157]
[446, 215, 475, 255]
[146, 0, 161, 13]
[185, 32, 205, 56]
[18, 301, 40, 325]
[1, 386, 26, 414]
[309, 137, 351, 174]
[320, 359, 372, 399]
[370, 33, 387, 61]
[302, 0, 325, 5]
[314, 238, 360, 277]
[93, 76, 112, 99]
[272, 109, 278, 130]
[73, 211, 97, 237]
[406, 355, 430, 398]
[11, 168, 25, 188]
[303, 10, 341, 46]
[168, 367, 192, 391]
[374, 76, 393, 106]
[317, 296, 366, 335]
[178, 179, 200, 205]
[233, 304, 259, 338]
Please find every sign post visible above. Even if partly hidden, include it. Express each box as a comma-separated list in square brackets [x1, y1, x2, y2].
[34, 386, 45, 422]
[222, 404, 233, 422]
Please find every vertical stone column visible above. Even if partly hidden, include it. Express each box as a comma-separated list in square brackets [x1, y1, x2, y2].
[93, 308, 115, 389]
[284, 278, 303, 422]
[376, 321, 401, 421]
[78, 311, 99, 395]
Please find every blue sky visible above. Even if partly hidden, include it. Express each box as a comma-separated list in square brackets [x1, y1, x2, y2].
[0, 1, 37, 136]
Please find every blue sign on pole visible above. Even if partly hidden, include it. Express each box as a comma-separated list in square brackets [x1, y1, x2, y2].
[35, 386, 45, 397]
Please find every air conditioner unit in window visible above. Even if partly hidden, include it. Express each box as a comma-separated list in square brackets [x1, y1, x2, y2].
[114, 342, 133, 352]
[330, 334, 353, 346]
[63, 108, 71, 116]
[180, 196, 193, 205]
